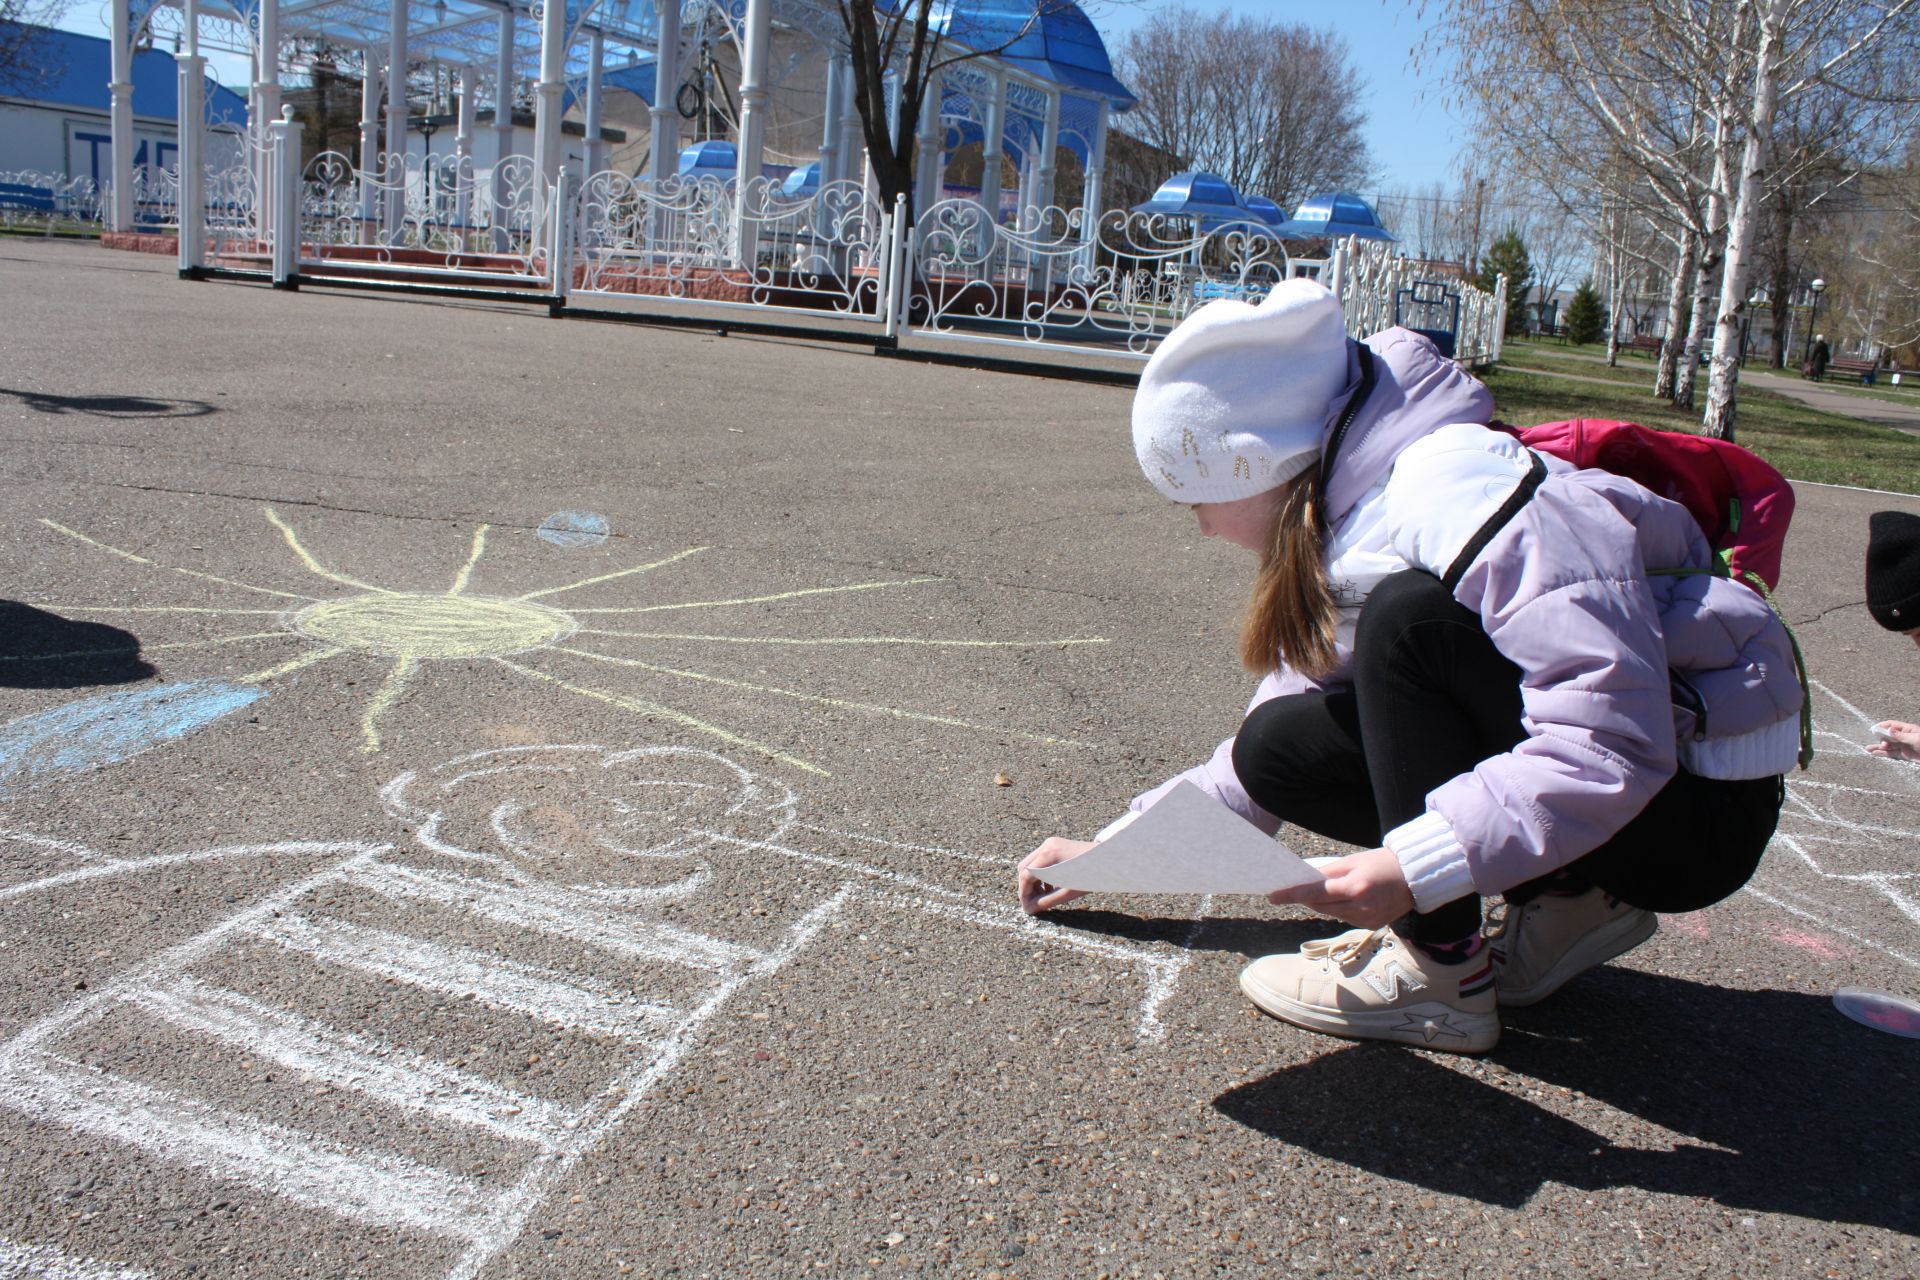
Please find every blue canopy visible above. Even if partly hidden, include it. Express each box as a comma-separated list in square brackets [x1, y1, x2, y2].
[780, 161, 820, 197]
[1240, 194, 1285, 225]
[930, 0, 1135, 109]
[677, 139, 736, 179]
[1133, 171, 1269, 232]
[1271, 191, 1396, 242]
[562, 58, 656, 114]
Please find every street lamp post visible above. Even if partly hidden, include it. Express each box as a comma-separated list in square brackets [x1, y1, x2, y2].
[1802, 276, 1827, 366]
[1740, 290, 1763, 367]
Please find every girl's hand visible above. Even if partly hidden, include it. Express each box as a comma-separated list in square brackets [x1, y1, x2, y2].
[1018, 837, 1095, 914]
[1868, 721, 1920, 762]
[1267, 846, 1415, 929]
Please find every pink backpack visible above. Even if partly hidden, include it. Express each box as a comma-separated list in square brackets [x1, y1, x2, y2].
[1496, 418, 1796, 592]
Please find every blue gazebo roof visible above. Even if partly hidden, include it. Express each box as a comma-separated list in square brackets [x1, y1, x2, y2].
[1272, 191, 1396, 242]
[781, 161, 820, 197]
[677, 139, 736, 179]
[1133, 171, 1269, 231]
[562, 58, 656, 113]
[931, 0, 1135, 109]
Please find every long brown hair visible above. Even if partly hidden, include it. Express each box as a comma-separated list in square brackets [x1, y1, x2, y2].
[1239, 467, 1339, 679]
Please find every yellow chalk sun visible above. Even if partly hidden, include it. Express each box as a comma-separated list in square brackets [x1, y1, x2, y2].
[33, 508, 1109, 770]
[290, 593, 576, 659]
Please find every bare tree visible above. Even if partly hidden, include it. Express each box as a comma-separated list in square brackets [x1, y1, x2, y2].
[833, 0, 1078, 218]
[1430, 0, 1920, 438]
[1112, 5, 1372, 209]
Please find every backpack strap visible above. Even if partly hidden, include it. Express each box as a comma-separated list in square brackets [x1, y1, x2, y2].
[1441, 449, 1549, 591]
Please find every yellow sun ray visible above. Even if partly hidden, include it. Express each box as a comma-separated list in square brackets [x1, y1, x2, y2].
[551, 646, 1090, 747]
[238, 645, 347, 684]
[263, 508, 397, 596]
[492, 656, 829, 777]
[41, 606, 290, 615]
[448, 525, 491, 596]
[575, 630, 1110, 648]
[513, 546, 709, 603]
[566, 577, 943, 615]
[40, 519, 314, 601]
[358, 655, 421, 753]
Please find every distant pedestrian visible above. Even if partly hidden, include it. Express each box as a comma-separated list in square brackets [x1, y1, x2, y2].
[1865, 510, 1920, 762]
[1807, 335, 1831, 382]
[1016, 279, 1805, 1055]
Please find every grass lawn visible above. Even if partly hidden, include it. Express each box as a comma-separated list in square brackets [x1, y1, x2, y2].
[1476, 362, 1920, 495]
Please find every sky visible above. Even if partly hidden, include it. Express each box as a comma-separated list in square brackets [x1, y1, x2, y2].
[53, 0, 1467, 196]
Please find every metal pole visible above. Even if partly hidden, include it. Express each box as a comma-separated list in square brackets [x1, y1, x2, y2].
[385, 0, 406, 235]
[976, 67, 1004, 225]
[530, 0, 569, 212]
[491, 7, 515, 253]
[649, 0, 682, 186]
[358, 45, 380, 241]
[733, 0, 771, 266]
[108, 0, 134, 231]
[584, 31, 605, 176]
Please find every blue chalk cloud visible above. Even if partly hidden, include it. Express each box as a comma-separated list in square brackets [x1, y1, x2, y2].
[0, 681, 266, 796]
[538, 512, 611, 549]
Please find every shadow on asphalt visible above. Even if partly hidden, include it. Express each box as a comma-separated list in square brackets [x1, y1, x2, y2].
[0, 602, 155, 689]
[1213, 967, 1920, 1233]
[1045, 908, 1336, 959]
[1, 386, 215, 419]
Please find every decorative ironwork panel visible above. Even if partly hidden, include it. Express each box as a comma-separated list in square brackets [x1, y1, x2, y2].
[569, 171, 886, 320]
[294, 151, 547, 279]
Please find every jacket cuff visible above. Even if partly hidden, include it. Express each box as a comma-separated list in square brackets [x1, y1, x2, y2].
[1094, 809, 1140, 843]
[1384, 810, 1477, 913]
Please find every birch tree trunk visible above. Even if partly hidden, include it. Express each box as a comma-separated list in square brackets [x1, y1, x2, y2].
[1703, 0, 1790, 440]
[1655, 229, 1697, 400]
[1673, 229, 1719, 410]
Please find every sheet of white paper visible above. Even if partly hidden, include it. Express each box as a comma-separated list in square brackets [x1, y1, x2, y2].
[1037, 781, 1326, 895]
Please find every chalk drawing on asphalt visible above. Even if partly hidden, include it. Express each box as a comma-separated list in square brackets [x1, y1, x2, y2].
[0, 680, 265, 799]
[0, 745, 1183, 1280]
[0, 1234, 152, 1280]
[1743, 679, 1920, 969]
[24, 510, 1106, 767]
[536, 512, 611, 549]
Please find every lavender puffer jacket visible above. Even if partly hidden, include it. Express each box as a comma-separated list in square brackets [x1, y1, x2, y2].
[1118, 328, 1804, 909]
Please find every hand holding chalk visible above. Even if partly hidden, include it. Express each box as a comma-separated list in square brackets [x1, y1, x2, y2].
[1868, 720, 1920, 762]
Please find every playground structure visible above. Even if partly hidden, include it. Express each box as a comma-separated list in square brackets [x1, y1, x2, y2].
[62, 0, 1507, 373]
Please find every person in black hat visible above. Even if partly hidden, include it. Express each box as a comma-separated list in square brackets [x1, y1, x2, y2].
[1866, 509, 1920, 761]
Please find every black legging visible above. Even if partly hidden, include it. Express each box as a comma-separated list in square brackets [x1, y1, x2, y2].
[1230, 569, 1784, 944]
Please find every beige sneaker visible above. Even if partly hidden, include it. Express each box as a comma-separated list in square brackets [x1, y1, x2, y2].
[1239, 927, 1500, 1054]
[1490, 888, 1658, 1007]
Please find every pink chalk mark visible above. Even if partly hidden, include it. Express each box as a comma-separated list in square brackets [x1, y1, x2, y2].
[1770, 928, 1853, 962]
[1668, 912, 1712, 941]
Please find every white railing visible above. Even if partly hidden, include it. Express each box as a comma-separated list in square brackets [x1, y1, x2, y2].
[199, 132, 272, 271]
[0, 169, 106, 233]
[297, 151, 547, 280]
[569, 173, 888, 320]
[904, 200, 1295, 356]
[1327, 235, 1506, 366]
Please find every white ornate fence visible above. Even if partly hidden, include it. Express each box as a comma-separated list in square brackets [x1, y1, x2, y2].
[0, 169, 105, 234]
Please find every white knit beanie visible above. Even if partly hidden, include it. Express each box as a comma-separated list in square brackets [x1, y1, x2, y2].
[1131, 278, 1350, 503]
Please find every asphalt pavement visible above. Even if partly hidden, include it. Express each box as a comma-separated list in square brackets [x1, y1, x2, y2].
[2, 237, 1917, 1279]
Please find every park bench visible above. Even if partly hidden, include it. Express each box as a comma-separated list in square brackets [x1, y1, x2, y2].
[0, 179, 59, 233]
[1823, 356, 1882, 385]
[1627, 334, 1665, 355]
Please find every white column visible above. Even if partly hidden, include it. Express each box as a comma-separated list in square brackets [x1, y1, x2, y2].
[1033, 85, 1060, 215]
[817, 54, 842, 189]
[1078, 98, 1106, 262]
[358, 47, 380, 239]
[913, 67, 942, 215]
[733, 0, 771, 262]
[384, 0, 407, 232]
[108, 0, 134, 230]
[837, 55, 863, 194]
[491, 8, 516, 250]
[649, 0, 682, 184]
[176, 55, 205, 270]
[455, 65, 476, 160]
[976, 67, 1004, 223]
[531, 0, 568, 199]
[254, 0, 282, 236]
[583, 31, 606, 176]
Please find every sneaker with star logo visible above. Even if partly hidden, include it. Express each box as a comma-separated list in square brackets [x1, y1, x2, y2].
[1239, 926, 1500, 1054]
